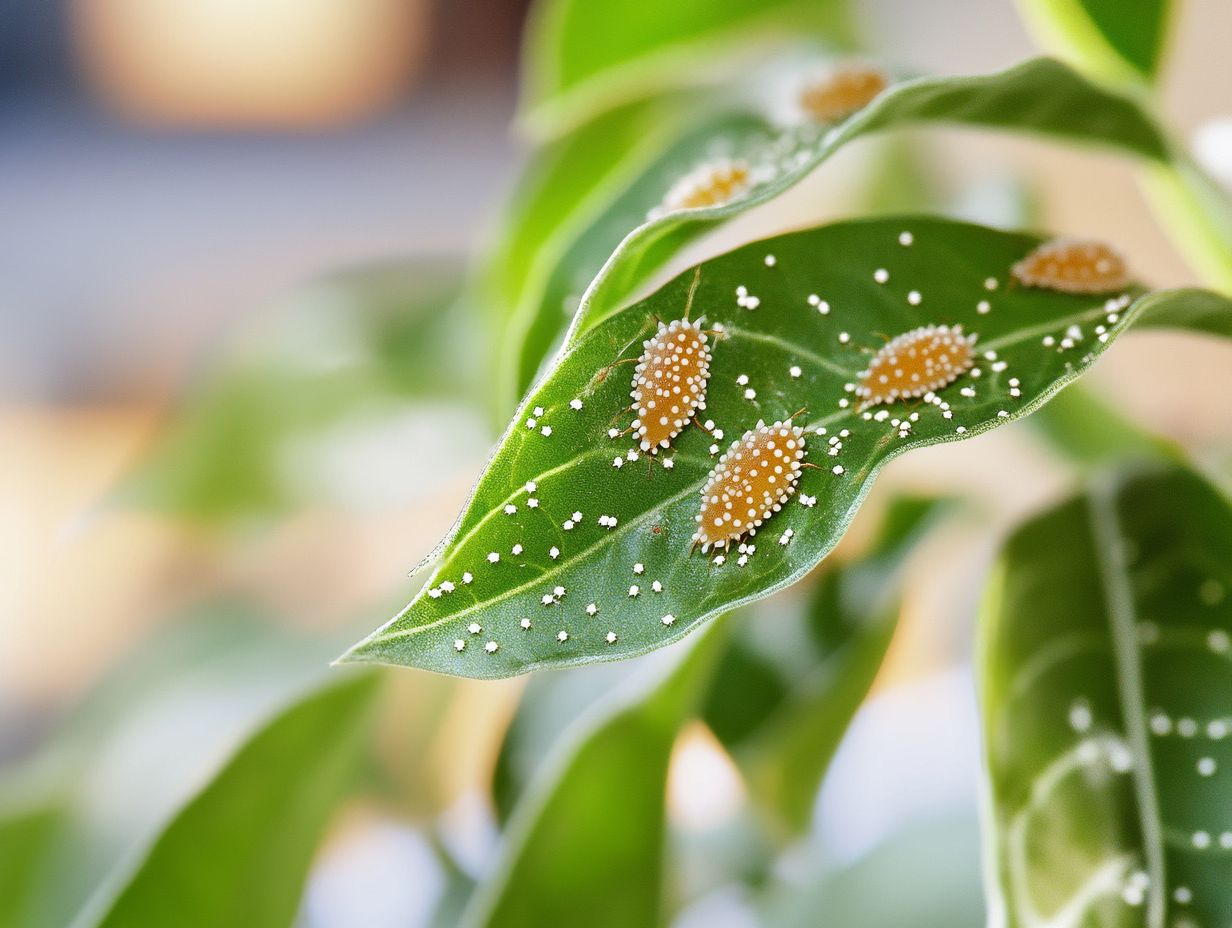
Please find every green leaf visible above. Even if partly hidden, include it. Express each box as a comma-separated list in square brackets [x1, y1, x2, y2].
[979, 466, 1232, 925]
[122, 259, 474, 526]
[77, 671, 380, 928]
[518, 0, 856, 139]
[703, 495, 947, 839]
[0, 798, 61, 928]
[502, 57, 1171, 398]
[1015, 0, 1172, 84]
[343, 216, 1232, 679]
[459, 626, 725, 928]
[1142, 159, 1232, 295]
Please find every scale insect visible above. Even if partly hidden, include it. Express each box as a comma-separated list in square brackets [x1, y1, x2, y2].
[606, 270, 723, 461]
[691, 418, 808, 554]
[1011, 238, 1129, 293]
[659, 159, 752, 213]
[798, 62, 889, 122]
[855, 324, 977, 410]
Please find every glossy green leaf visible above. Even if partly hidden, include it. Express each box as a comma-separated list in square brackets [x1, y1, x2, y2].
[344, 215, 1232, 679]
[980, 466, 1232, 925]
[459, 626, 725, 928]
[703, 496, 947, 839]
[77, 671, 380, 928]
[123, 259, 474, 526]
[518, 0, 855, 139]
[1016, 0, 1172, 83]
[503, 57, 1172, 398]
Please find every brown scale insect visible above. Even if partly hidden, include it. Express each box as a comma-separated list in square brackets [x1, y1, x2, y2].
[692, 419, 807, 553]
[606, 270, 721, 459]
[661, 159, 751, 212]
[1011, 239, 1129, 293]
[799, 63, 889, 122]
[856, 324, 976, 410]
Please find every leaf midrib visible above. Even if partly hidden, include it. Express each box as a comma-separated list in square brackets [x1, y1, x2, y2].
[1087, 476, 1166, 928]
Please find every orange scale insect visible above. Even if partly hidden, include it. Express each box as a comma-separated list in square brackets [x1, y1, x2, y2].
[799, 63, 889, 122]
[855, 324, 976, 410]
[1011, 238, 1129, 294]
[692, 419, 807, 552]
[661, 159, 751, 212]
[630, 317, 712, 454]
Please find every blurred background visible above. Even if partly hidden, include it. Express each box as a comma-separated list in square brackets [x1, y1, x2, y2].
[2, 0, 1230, 925]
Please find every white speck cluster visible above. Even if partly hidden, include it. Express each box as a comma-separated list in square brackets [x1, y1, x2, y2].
[631, 317, 712, 454]
[692, 419, 806, 552]
[856, 324, 977, 409]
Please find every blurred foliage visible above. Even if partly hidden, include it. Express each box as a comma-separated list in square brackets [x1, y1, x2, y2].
[459, 625, 727, 928]
[123, 258, 477, 527]
[1016, 0, 1172, 84]
[981, 466, 1232, 924]
[82, 672, 379, 928]
[704, 496, 949, 841]
[518, 0, 856, 139]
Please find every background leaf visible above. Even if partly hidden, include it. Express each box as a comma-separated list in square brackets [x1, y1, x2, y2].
[703, 495, 948, 839]
[123, 258, 475, 526]
[501, 56, 1172, 394]
[344, 215, 1231, 679]
[459, 626, 725, 928]
[518, 0, 856, 139]
[77, 671, 381, 928]
[980, 466, 1232, 925]
[1015, 0, 1172, 84]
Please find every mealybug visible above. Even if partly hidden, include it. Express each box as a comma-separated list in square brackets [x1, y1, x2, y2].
[1011, 239, 1129, 293]
[631, 318, 712, 453]
[799, 63, 888, 122]
[692, 419, 806, 552]
[856, 325, 976, 409]
[661, 159, 751, 212]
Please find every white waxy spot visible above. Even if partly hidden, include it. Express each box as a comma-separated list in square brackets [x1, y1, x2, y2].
[462, 572, 473, 584]
[790, 365, 802, 378]
[744, 388, 757, 400]
[633, 563, 644, 574]
[527, 498, 539, 508]
[661, 614, 676, 626]
[832, 465, 845, 475]
[1174, 886, 1192, 905]
[898, 231, 913, 246]
[907, 290, 922, 305]
[874, 268, 889, 284]
[984, 277, 998, 291]
[504, 504, 517, 515]
[520, 618, 531, 629]
[605, 631, 617, 643]
[1149, 712, 1172, 736]
[512, 543, 523, 555]
[1197, 757, 1217, 777]
[550, 546, 560, 559]
[1207, 720, 1227, 739]
[541, 425, 552, 437]
[586, 603, 598, 616]
[454, 639, 466, 651]
[1193, 831, 1211, 849]
[1069, 700, 1093, 733]
[1179, 718, 1198, 737]
[1208, 630, 1230, 653]
[977, 300, 990, 314]
[764, 254, 777, 267]
[487, 552, 500, 563]
[468, 622, 482, 635]
[800, 494, 816, 507]
[651, 580, 663, 593]
[570, 398, 583, 410]
[629, 585, 640, 597]
[557, 630, 569, 642]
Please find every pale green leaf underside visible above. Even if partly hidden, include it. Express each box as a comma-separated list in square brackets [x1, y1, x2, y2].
[508, 57, 1170, 398]
[980, 467, 1232, 926]
[343, 215, 1231, 679]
